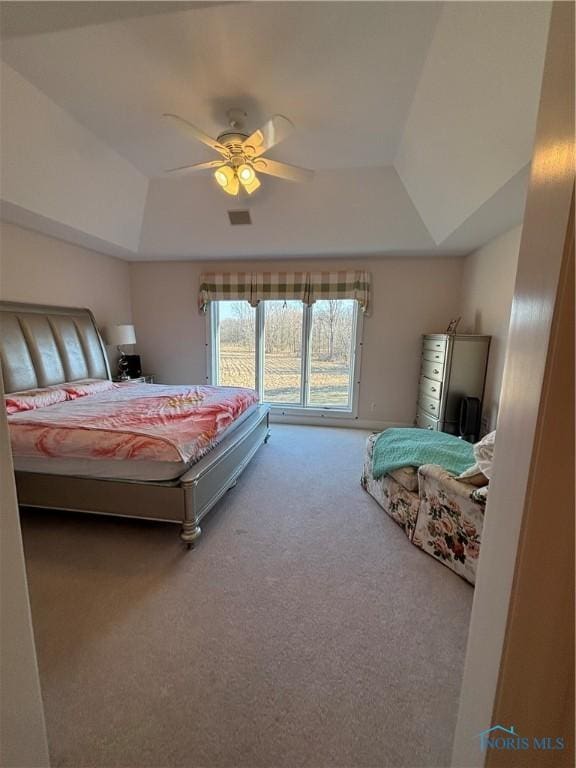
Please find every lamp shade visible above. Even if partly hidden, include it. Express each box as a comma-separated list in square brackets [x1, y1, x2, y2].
[214, 165, 239, 196]
[103, 324, 136, 347]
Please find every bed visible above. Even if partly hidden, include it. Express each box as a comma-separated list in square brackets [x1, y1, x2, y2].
[1, 300, 270, 547]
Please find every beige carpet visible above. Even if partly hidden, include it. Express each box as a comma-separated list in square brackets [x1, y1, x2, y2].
[22, 425, 473, 768]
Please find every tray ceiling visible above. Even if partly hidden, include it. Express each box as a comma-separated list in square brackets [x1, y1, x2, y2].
[0, 1, 551, 260]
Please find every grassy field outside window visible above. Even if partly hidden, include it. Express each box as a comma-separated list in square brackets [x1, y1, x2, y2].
[212, 299, 358, 409]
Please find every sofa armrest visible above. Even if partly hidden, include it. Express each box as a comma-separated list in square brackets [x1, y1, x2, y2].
[417, 463, 481, 501]
[414, 464, 485, 584]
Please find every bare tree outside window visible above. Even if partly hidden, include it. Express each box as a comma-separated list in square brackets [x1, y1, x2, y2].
[214, 299, 357, 407]
[309, 300, 355, 406]
[263, 301, 303, 402]
[220, 301, 255, 351]
[216, 301, 256, 389]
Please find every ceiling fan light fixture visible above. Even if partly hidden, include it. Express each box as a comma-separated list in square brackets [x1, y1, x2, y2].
[224, 176, 240, 196]
[214, 165, 233, 187]
[237, 163, 255, 184]
[213, 165, 239, 195]
[214, 169, 227, 187]
[241, 174, 261, 195]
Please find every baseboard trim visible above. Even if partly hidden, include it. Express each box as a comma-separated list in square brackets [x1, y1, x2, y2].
[268, 413, 413, 431]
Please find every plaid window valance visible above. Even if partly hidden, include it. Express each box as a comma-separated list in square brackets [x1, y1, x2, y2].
[199, 270, 371, 314]
[307, 271, 371, 311]
[198, 271, 253, 309]
[252, 271, 309, 305]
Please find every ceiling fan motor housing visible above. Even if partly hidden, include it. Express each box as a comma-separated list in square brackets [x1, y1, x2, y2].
[217, 132, 255, 167]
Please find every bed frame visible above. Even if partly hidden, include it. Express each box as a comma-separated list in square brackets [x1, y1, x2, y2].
[0, 301, 270, 547]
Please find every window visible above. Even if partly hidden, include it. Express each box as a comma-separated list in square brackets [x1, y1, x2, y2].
[308, 299, 356, 409]
[262, 300, 303, 404]
[212, 301, 256, 390]
[210, 299, 361, 413]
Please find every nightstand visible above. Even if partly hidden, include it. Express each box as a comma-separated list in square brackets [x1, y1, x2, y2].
[113, 375, 155, 384]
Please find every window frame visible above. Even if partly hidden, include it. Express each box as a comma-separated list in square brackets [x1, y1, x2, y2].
[207, 300, 363, 419]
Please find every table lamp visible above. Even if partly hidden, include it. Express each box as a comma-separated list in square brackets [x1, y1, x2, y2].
[102, 324, 136, 380]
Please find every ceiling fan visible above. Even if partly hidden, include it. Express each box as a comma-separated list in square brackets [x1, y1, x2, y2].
[163, 109, 314, 195]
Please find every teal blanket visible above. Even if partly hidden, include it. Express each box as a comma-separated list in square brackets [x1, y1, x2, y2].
[372, 428, 475, 480]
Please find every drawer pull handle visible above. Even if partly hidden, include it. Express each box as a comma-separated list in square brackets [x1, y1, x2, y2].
[431, 387, 437, 392]
[430, 404, 436, 410]
[435, 344, 441, 348]
[433, 369, 440, 374]
[435, 354, 440, 359]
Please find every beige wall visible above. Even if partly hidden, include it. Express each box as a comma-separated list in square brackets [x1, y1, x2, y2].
[0, 221, 132, 328]
[130, 256, 464, 426]
[0, 222, 520, 426]
[459, 226, 521, 431]
[0, 221, 520, 429]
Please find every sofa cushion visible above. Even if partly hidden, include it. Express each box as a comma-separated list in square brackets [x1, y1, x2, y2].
[389, 466, 418, 493]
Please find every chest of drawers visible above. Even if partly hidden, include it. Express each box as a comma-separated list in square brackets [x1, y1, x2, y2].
[416, 334, 490, 434]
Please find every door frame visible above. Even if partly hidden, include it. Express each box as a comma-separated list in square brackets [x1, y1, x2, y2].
[451, 3, 575, 765]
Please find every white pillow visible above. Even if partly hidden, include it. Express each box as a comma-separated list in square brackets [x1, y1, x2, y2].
[473, 430, 496, 479]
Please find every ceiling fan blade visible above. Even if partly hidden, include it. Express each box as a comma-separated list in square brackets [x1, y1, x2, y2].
[253, 158, 313, 183]
[163, 113, 228, 156]
[164, 159, 225, 176]
[242, 115, 295, 158]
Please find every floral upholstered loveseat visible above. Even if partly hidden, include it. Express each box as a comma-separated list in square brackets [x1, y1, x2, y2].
[361, 433, 487, 585]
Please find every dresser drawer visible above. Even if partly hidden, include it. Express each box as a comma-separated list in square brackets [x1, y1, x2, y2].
[416, 409, 440, 431]
[421, 358, 444, 382]
[418, 394, 441, 418]
[422, 348, 446, 364]
[419, 375, 442, 399]
[423, 337, 447, 353]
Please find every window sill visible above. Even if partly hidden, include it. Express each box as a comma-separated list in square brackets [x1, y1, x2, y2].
[266, 405, 356, 419]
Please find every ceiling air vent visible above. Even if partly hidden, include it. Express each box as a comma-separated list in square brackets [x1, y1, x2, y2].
[228, 210, 252, 226]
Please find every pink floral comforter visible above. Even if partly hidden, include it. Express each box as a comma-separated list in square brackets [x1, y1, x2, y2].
[8, 383, 259, 464]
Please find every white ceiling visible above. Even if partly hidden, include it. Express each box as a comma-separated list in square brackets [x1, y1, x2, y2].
[139, 166, 437, 259]
[395, 0, 551, 244]
[1, 1, 441, 175]
[0, 1, 551, 260]
[0, 2, 214, 39]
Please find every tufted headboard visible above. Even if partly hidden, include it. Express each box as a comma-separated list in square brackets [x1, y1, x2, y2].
[0, 301, 111, 394]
